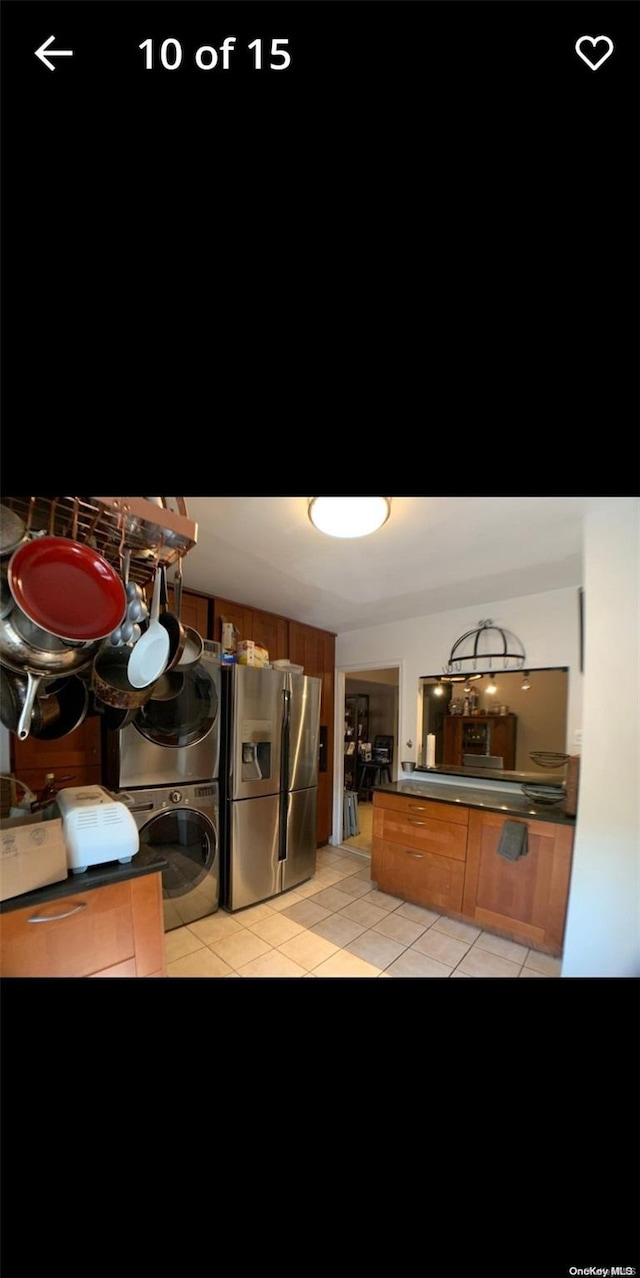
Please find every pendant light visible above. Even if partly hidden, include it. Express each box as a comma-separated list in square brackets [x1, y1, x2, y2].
[308, 497, 391, 538]
[521, 671, 531, 691]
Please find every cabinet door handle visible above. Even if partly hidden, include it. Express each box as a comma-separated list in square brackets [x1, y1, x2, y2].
[408, 806, 427, 813]
[406, 851, 424, 859]
[27, 902, 88, 923]
[407, 818, 427, 826]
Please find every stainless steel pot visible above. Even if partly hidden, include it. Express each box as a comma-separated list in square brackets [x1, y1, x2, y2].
[0, 606, 100, 739]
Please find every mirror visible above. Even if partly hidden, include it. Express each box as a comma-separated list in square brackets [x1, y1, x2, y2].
[418, 667, 569, 781]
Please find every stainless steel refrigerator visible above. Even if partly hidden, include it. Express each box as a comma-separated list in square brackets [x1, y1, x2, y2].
[220, 665, 322, 912]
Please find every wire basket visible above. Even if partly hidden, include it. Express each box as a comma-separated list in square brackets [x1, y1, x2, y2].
[529, 751, 570, 769]
[521, 784, 565, 806]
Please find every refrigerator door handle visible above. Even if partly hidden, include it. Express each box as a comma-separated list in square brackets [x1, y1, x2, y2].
[278, 688, 291, 862]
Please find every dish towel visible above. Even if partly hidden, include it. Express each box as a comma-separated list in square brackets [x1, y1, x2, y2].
[497, 821, 528, 861]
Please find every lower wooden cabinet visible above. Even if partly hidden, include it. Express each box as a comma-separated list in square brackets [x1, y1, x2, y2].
[462, 808, 574, 955]
[372, 791, 575, 955]
[372, 792, 469, 914]
[0, 872, 166, 977]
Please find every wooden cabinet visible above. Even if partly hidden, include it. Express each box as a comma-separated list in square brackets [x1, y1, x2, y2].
[442, 714, 517, 769]
[167, 587, 210, 639]
[372, 791, 469, 914]
[211, 598, 288, 661]
[372, 790, 575, 955]
[0, 872, 166, 977]
[289, 622, 336, 848]
[462, 808, 574, 955]
[11, 714, 102, 801]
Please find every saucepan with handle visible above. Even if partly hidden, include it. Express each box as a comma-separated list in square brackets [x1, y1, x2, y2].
[0, 607, 101, 739]
[173, 558, 204, 667]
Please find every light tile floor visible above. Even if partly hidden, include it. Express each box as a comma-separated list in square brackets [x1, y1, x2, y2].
[165, 844, 563, 978]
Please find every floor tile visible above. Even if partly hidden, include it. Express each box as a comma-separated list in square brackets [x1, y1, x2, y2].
[266, 890, 304, 911]
[294, 878, 330, 899]
[384, 950, 453, 977]
[371, 912, 427, 945]
[278, 930, 340, 971]
[164, 926, 206, 963]
[431, 916, 482, 944]
[473, 931, 530, 965]
[187, 913, 244, 944]
[313, 867, 351, 886]
[345, 929, 407, 970]
[339, 897, 391, 928]
[523, 950, 562, 976]
[310, 913, 368, 946]
[167, 949, 233, 977]
[333, 876, 374, 900]
[395, 902, 442, 928]
[279, 899, 333, 928]
[364, 887, 405, 912]
[236, 951, 307, 977]
[519, 967, 548, 977]
[311, 950, 381, 977]
[411, 928, 471, 967]
[209, 929, 273, 970]
[247, 913, 306, 946]
[231, 902, 276, 926]
[306, 885, 357, 911]
[455, 948, 522, 977]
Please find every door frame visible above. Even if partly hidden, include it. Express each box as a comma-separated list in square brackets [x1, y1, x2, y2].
[332, 661, 403, 846]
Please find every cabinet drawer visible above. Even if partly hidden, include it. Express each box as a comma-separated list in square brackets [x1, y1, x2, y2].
[374, 838, 465, 913]
[374, 791, 469, 826]
[0, 881, 136, 977]
[374, 802, 468, 862]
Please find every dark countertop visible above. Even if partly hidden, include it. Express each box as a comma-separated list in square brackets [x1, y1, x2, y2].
[413, 764, 567, 785]
[0, 854, 167, 915]
[374, 779, 576, 825]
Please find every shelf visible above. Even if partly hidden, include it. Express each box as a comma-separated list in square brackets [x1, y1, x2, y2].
[1, 497, 198, 590]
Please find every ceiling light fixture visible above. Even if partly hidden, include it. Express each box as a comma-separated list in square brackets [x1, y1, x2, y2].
[486, 674, 498, 694]
[308, 497, 391, 539]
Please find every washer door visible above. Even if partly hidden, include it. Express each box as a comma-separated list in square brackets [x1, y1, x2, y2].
[134, 658, 218, 749]
[137, 806, 217, 900]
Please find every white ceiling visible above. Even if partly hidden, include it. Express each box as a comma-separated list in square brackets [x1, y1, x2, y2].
[180, 496, 617, 635]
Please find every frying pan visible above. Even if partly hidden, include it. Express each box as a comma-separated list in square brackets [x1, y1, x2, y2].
[0, 607, 100, 740]
[158, 566, 186, 671]
[173, 559, 203, 667]
[1, 667, 64, 737]
[30, 675, 89, 741]
[7, 535, 127, 643]
[92, 643, 158, 711]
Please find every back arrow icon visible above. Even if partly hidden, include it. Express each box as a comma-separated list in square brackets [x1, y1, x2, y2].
[35, 35, 74, 71]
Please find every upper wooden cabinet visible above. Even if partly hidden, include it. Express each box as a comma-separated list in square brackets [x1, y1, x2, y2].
[211, 599, 288, 662]
[167, 588, 210, 640]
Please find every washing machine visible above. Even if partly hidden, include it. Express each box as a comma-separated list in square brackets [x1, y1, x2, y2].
[119, 782, 219, 931]
[103, 641, 221, 791]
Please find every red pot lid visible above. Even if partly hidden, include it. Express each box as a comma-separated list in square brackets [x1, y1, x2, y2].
[8, 537, 127, 641]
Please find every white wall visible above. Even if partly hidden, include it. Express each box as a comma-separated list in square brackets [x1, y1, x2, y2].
[561, 501, 639, 976]
[335, 499, 640, 977]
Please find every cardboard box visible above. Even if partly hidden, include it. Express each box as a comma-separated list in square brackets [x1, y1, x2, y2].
[237, 640, 269, 668]
[0, 812, 68, 902]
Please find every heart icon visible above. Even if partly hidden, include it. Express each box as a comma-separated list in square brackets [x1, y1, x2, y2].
[575, 35, 615, 71]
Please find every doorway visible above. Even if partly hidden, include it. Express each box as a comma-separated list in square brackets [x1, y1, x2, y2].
[336, 666, 400, 855]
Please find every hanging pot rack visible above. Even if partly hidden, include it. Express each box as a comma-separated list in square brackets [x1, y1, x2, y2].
[445, 618, 526, 672]
[0, 497, 197, 590]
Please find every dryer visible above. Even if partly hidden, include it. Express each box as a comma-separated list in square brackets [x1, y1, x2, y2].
[103, 641, 221, 790]
[120, 782, 219, 931]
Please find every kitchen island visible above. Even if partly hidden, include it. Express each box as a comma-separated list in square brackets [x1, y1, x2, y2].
[371, 779, 575, 956]
[0, 856, 167, 977]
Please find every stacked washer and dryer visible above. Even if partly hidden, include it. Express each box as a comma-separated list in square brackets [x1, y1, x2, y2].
[102, 641, 221, 932]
